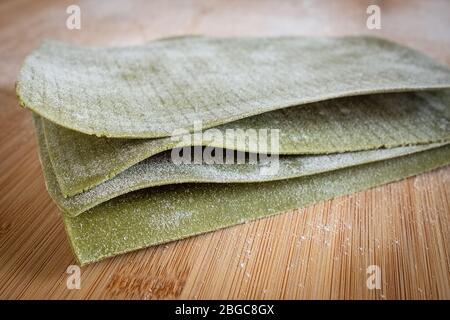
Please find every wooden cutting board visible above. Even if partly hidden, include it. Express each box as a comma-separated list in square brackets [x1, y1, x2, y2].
[1, 0, 449, 299]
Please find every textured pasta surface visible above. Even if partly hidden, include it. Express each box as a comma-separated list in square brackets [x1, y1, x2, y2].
[20, 36, 450, 264]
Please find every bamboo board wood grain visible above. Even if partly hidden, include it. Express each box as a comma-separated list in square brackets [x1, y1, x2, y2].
[0, 0, 449, 299]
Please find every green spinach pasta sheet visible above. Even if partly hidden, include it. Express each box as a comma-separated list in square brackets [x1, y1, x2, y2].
[18, 36, 450, 138]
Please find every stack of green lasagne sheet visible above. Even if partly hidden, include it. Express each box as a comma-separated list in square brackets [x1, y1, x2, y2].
[16, 36, 450, 265]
